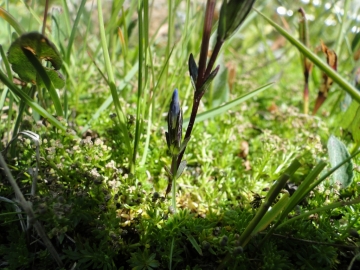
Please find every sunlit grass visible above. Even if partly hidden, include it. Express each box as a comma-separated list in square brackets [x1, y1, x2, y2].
[1, 1, 360, 269]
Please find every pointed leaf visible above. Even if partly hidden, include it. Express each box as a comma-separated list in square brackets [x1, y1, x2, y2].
[351, 31, 360, 53]
[183, 82, 273, 126]
[176, 160, 187, 179]
[197, 65, 220, 96]
[185, 232, 203, 256]
[327, 135, 353, 188]
[254, 9, 360, 104]
[252, 193, 289, 234]
[217, 0, 227, 41]
[179, 136, 191, 153]
[217, 0, 256, 41]
[164, 165, 172, 177]
[189, 53, 198, 91]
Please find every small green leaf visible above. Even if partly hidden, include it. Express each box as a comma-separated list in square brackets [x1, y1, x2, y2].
[185, 233, 203, 256]
[7, 32, 64, 88]
[252, 193, 289, 235]
[175, 160, 187, 179]
[197, 65, 219, 97]
[183, 82, 273, 126]
[327, 135, 354, 188]
[351, 32, 360, 52]
[179, 136, 191, 153]
[164, 166, 172, 177]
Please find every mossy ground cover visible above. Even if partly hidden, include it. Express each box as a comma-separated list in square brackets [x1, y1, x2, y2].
[1, 1, 360, 269]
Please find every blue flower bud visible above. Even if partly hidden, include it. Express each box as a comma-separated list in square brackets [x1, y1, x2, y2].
[169, 89, 180, 129]
[166, 89, 183, 154]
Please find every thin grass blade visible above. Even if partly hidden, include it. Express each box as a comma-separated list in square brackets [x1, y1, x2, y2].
[0, 7, 25, 34]
[255, 8, 360, 104]
[183, 82, 273, 126]
[0, 70, 68, 132]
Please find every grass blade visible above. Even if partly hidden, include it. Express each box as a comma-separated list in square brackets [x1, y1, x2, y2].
[80, 63, 138, 134]
[65, 0, 87, 64]
[259, 161, 327, 246]
[22, 49, 63, 116]
[277, 196, 360, 230]
[97, 0, 132, 168]
[183, 82, 273, 126]
[0, 7, 25, 34]
[133, 1, 146, 168]
[254, 8, 360, 104]
[0, 70, 68, 133]
[238, 159, 301, 247]
[298, 8, 312, 114]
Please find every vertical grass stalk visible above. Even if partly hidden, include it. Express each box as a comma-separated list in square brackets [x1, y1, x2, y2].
[97, 0, 133, 170]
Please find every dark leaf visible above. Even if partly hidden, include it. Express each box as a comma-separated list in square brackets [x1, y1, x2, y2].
[189, 53, 198, 91]
[217, 0, 256, 41]
[351, 31, 360, 53]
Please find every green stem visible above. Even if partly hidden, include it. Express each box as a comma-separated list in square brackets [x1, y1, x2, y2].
[133, 1, 144, 169]
[169, 236, 175, 270]
[197, 0, 216, 84]
[334, 0, 350, 56]
[171, 155, 178, 212]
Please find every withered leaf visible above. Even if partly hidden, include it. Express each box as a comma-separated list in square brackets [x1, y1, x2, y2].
[313, 41, 337, 115]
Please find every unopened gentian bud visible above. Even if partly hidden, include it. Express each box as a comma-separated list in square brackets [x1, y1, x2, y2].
[166, 89, 183, 154]
[217, 0, 256, 42]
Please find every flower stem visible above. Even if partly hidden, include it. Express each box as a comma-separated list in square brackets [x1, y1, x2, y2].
[197, 0, 216, 85]
[171, 154, 178, 212]
[177, 97, 198, 167]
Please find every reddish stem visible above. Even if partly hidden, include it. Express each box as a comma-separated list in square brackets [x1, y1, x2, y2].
[204, 39, 223, 79]
[177, 95, 199, 167]
[196, 0, 216, 88]
[42, 0, 50, 35]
